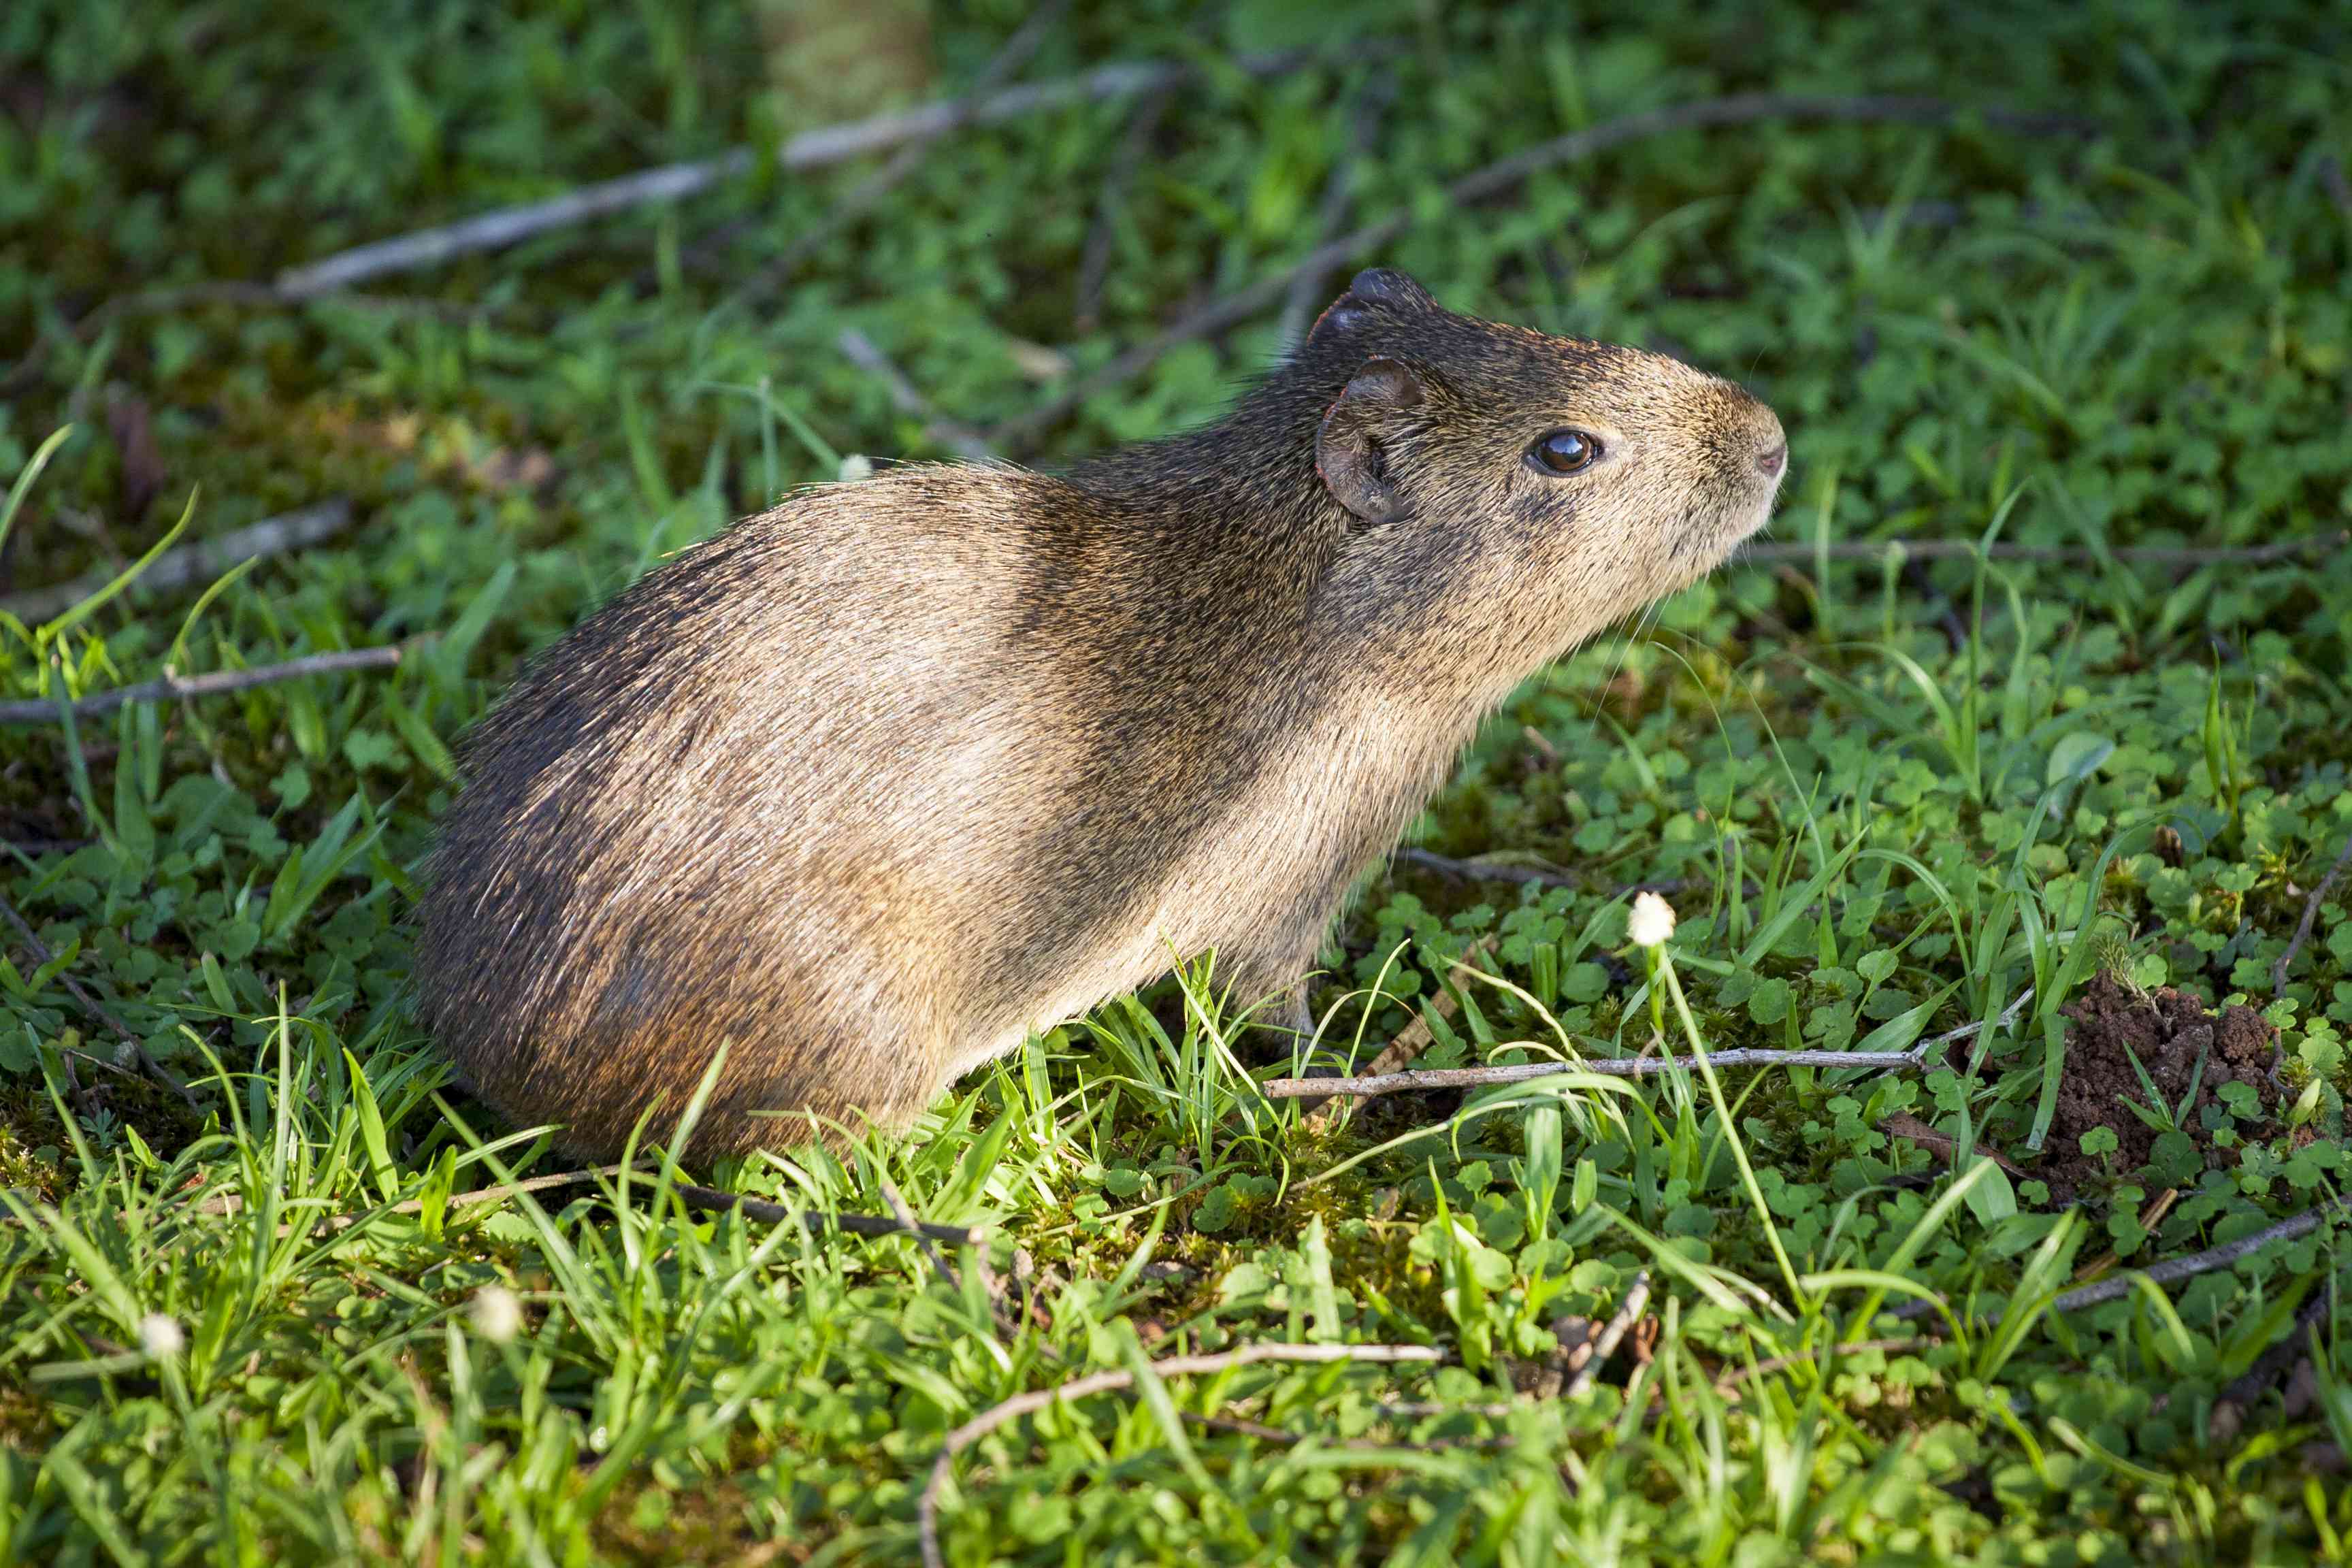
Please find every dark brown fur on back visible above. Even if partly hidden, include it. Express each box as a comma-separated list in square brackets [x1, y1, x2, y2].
[414, 270, 1786, 1157]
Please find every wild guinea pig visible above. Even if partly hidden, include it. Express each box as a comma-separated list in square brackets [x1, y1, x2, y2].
[414, 267, 1787, 1158]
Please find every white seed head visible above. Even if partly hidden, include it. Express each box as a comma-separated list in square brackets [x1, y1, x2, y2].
[137, 1312, 184, 1359]
[470, 1285, 523, 1345]
[1627, 890, 1677, 949]
[836, 453, 875, 483]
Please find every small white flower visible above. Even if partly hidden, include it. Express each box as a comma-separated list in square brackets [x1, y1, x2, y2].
[836, 453, 875, 483]
[1627, 890, 1677, 949]
[137, 1313, 184, 1359]
[470, 1285, 523, 1345]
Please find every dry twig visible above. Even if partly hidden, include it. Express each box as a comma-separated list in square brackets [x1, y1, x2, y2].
[2068, 1189, 2183, 1287]
[1264, 988, 2036, 1101]
[0, 644, 408, 726]
[917, 1341, 1443, 1568]
[2273, 829, 2352, 996]
[1565, 1270, 1651, 1399]
[1893, 1194, 2352, 1324]
[1298, 936, 1495, 1129]
[1528, 1317, 1596, 1399]
[268, 47, 1380, 299]
[994, 93, 2095, 448]
[1, 498, 353, 625]
[42, 1043, 150, 1090]
[670, 1180, 984, 1246]
[2210, 1287, 2337, 1435]
[877, 1173, 964, 1294]
[1392, 847, 1578, 890]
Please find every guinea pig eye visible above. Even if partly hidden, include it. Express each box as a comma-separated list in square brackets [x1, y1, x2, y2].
[1527, 429, 1601, 475]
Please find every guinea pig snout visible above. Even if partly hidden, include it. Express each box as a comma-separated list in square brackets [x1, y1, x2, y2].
[1733, 404, 1788, 493]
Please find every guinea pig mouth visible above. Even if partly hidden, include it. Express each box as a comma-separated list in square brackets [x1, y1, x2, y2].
[1673, 484, 1781, 564]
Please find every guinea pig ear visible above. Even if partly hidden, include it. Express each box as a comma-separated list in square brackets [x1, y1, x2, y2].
[1344, 267, 1437, 312]
[1316, 356, 1425, 526]
[1305, 267, 1439, 348]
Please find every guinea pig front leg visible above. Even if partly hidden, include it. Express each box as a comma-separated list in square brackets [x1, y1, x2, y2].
[1262, 977, 1316, 1044]
[1223, 923, 1328, 1057]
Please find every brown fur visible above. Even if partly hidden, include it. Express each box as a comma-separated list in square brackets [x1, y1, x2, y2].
[413, 270, 1786, 1157]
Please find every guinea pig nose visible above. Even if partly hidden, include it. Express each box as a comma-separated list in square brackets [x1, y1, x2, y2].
[1755, 442, 1787, 479]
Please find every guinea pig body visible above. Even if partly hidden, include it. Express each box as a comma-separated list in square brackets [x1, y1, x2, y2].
[414, 270, 1786, 1156]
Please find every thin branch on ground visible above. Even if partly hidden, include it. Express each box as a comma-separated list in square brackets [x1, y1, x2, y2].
[965, 1244, 1042, 1349]
[734, 0, 1070, 301]
[1565, 1270, 1651, 1399]
[2067, 1189, 2183, 1287]
[2274, 829, 2352, 996]
[1, 892, 197, 1107]
[0, 643, 408, 727]
[1275, 72, 1395, 349]
[1893, 1193, 2352, 1324]
[917, 1341, 1443, 1568]
[267, 46, 1386, 301]
[1, 498, 353, 626]
[1529, 1316, 1595, 1399]
[877, 1174, 964, 1294]
[1299, 936, 1495, 1129]
[1392, 847, 1578, 890]
[836, 330, 1002, 462]
[1897, 989, 2046, 1066]
[2211, 1288, 2337, 1429]
[1264, 988, 2035, 1101]
[0, 44, 1398, 356]
[670, 1181, 985, 1246]
[1740, 532, 2345, 570]
[992, 93, 2096, 449]
[46, 1039, 95, 1120]
[47, 1043, 150, 1088]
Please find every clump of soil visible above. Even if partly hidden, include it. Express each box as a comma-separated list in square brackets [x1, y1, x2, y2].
[2040, 975, 2281, 1192]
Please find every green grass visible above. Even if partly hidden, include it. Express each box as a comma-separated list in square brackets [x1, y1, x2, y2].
[3, 0, 2351, 1562]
